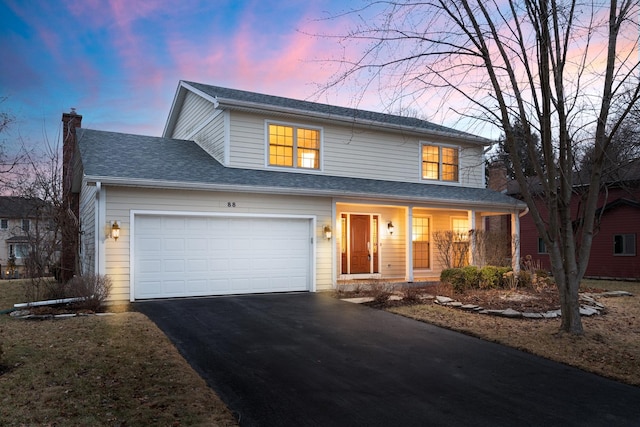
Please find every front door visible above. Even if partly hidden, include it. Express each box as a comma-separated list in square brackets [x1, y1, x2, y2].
[350, 214, 370, 273]
[341, 214, 379, 275]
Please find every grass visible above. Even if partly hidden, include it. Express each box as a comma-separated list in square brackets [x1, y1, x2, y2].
[0, 279, 237, 426]
[388, 279, 640, 386]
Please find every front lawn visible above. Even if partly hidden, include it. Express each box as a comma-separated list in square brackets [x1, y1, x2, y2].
[0, 279, 237, 426]
[384, 279, 640, 386]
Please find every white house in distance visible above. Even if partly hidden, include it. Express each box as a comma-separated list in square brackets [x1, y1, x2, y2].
[0, 196, 54, 279]
[65, 81, 526, 302]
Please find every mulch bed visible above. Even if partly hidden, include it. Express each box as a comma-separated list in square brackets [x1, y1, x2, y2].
[351, 283, 570, 312]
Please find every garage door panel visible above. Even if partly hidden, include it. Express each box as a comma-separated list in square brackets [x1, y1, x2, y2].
[187, 238, 208, 251]
[164, 259, 185, 273]
[163, 238, 185, 251]
[138, 259, 162, 274]
[163, 280, 185, 294]
[134, 215, 312, 299]
[164, 217, 186, 230]
[138, 237, 162, 252]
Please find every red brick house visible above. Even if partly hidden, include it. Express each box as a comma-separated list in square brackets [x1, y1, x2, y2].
[488, 160, 640, 280]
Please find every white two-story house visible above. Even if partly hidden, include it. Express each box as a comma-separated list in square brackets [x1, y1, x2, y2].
[67, 81, 526, 302]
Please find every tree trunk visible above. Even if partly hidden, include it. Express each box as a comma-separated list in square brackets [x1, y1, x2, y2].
[555, 272, 584, 334]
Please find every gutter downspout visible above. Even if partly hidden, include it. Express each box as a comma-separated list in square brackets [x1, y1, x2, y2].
[95, 182, 106, 275]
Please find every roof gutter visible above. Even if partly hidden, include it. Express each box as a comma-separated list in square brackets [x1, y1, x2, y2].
[84, 175, 525, 211]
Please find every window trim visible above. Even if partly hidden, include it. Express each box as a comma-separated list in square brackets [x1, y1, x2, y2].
[613, 233, 636, 256]
[265, 120, 323, 171]
[420, 142, 460, 183]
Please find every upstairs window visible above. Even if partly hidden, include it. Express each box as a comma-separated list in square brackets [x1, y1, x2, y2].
[22, 219, 30, 232]
[614, 234, 636, 256]
[421, 144, 459, 182]
[0, 219, 7, 229]
[268, 123, 320, 169]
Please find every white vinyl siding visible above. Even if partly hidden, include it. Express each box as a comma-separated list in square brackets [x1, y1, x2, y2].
[192, 110, 226, 164]
[227, 110, 485, 188]
[102, 186, 333, 302]
[79, 183, 96, 275]
[170, 91, 216, 139]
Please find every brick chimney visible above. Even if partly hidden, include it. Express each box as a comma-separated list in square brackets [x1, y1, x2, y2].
[485, 161, 511, 236]
[61, 109, 82, 282]
[488, 161, 508, 193]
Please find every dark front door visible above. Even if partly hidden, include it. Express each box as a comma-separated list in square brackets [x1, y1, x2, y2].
[350, 214, 370, 274]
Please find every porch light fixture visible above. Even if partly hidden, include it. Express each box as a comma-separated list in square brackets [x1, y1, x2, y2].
[323, 225, 332, 240]
[110, 221, 121, 241]
[387, 221, 395, 235]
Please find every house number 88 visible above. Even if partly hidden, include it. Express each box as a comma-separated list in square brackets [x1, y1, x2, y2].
[227, 202, 236, 207]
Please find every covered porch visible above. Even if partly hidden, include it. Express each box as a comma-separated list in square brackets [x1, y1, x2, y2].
[332, 200, 523, 285]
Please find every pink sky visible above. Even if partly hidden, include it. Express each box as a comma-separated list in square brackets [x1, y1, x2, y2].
[1, 0, 637, 153]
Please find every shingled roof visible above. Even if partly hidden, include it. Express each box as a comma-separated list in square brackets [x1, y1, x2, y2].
[0, 197, 48, 218]
[170, 81, 491, 145]
[75, 128, 524, 210]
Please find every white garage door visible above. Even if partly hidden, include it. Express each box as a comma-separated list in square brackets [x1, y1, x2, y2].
[133, 215, 312, 299]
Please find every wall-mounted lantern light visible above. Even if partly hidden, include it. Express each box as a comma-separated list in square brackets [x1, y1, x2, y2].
[387, 221, 395, 235]
[110, 221, 121, 241]
[323, 225, 332, 240]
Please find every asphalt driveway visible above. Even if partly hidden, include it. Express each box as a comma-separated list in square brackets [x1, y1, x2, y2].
[136, 293, 640, 427]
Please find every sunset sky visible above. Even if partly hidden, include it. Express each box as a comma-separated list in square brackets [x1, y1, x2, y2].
[0, 0, 371, 153]
[1, 1, 637, 157]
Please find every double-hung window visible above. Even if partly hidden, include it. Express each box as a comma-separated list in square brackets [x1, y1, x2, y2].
[614, 234, 636, 256]
[421, 144, 459, 182]
[268, 123, 320, 169]
[412, 216, 431, 269]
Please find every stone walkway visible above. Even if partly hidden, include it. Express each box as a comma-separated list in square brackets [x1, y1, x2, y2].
[341, 290, 634, 319]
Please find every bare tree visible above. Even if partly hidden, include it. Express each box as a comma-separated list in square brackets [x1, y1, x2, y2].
[11, 137, 79, 299]
[0, 97, 23, 190]
[322, 0, 640, 334]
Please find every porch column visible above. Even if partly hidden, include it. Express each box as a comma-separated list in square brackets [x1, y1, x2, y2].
[406, 207, 414, 282]
[511, 211, 521, 273]
[468, 210, 476, 266]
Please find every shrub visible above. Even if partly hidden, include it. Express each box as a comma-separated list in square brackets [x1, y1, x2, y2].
[461, 266, 480, 286]
[370, 281, 393, 305]
[495, 267, 512, 288]
[503, 271, 518, 290]
[67, 274, 113, 312]
[517, 270, 533, 288]
[479, 266, 500, 289]
[440, 268, 458, 284]
[400, 285, 422, 303]
[440, 267, 472, 293]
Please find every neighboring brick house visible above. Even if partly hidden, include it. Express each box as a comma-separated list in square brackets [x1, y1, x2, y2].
[488, 160, 640, 280]
[0, 196, 55, 278]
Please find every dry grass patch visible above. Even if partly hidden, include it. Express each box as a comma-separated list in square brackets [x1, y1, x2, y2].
[388, 279, 639, 386]
[0, 280, 237, 426]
